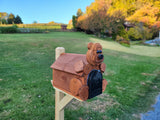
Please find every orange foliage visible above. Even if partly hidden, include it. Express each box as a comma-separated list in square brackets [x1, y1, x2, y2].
[86, 0, 111, 16]
[75, 0, 159, 37]
[48, 21, 55, 24]
[153, 21, 160, 29]
[68, 20, 72, 25]
[77, 0, 113, 32]
[127, 4, 160, 26]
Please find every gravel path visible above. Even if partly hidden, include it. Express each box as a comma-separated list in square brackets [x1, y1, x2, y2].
[141, 94, 160, 120]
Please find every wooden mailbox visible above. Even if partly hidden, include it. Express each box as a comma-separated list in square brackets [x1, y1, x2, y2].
[51, 42, 108, 101]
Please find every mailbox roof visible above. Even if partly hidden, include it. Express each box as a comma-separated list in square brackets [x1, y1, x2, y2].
[50, 53, 88, 76]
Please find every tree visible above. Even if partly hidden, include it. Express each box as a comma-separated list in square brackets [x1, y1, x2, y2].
[76, 8, 83, 18]
[14, 15, 23, 24]
[33, 21, 37, 24]
[0, 13, 1, 24]
[2, 19, 7, 24]
[76, 0, 112, 35]
[127, 3, 159, 26]
[72, 15, 77, 29]
[48, 21, 55, 24]
[0, 12, 8, 24]
[68, 20, 72, 25]
[73, 0, 158, 41]
[128, 23, 153, 42]
[72, 9, 83, 29]
[76, 0, 126, 38]
[8, 13, 15, 24]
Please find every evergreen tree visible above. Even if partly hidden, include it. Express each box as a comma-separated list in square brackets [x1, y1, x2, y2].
[72, 15, 77, 29]
[14, 15, 23, 24]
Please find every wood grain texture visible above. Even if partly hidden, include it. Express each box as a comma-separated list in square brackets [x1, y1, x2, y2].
[69, 78, 82, 96]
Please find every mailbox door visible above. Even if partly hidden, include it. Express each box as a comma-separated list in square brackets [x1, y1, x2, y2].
[87, 69, 102, 99]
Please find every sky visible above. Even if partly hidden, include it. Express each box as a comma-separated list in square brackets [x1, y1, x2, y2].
[0, 0, 94, 24]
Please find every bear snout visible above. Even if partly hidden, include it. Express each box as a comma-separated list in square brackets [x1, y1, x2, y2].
[98, 54, 104, 60]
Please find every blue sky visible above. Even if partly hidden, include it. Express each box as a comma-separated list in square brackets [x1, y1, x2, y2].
[0, 0, 94, 24]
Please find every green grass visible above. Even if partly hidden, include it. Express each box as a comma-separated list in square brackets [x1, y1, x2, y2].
[90, 38, 160, 57]
[0, 32, 160, 120]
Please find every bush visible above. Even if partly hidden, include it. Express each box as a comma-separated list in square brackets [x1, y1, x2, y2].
[128, 23, 153, 42]
[128, 28, 141, 41]
[116, 35, 130, 46]
[0, 25, 18, 33]
[116, 35, 124, 42]
[112, 25, 129, 41]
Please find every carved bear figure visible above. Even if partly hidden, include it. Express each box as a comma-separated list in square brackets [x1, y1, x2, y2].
[51, 42, 108, 101]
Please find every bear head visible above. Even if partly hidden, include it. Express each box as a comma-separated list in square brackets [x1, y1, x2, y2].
[86, 42, 104, 66]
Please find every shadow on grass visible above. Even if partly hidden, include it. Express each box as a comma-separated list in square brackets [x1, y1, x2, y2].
[126, 73, 160, 119]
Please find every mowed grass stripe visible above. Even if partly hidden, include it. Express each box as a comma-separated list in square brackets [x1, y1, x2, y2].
[90, 38, 160, 57]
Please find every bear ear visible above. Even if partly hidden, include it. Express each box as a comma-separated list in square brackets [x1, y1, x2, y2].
[87, 42, 93, 50]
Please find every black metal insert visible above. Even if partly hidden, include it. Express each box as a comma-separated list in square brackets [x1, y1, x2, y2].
[87, 69, 102, 99]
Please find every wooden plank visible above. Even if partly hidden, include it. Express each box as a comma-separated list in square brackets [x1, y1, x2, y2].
[55, 90, 64, 120]
[55, 47, 65, 60]
[58, 95, 74, 110]
[51, 80, 83, 102]
[55, 47, 65, 120]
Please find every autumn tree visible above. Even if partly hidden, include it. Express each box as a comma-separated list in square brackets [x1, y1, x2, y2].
[68, 20, 72, 25]
[76, 8, 83, 18]
[127, 3, 160, 26]
[0, 14, 1, 24]
[76, 0, 112, 35]
[8, 13, 15, 24]
[76, 0, 128, 38]
[48, 21, 55, 24]
[0, 13, 2, 24]
[0, 12, 8, 24]
[72, 8, 84, 29]
[137, 23, 153, 42]
[74, 0, 158, 40]
[108, 10, 126, 40]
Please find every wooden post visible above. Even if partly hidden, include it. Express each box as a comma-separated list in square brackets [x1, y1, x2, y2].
[54, 47, 74, 120]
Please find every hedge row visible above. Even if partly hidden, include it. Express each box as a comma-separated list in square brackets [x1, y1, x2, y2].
[0, 26, 18, 33]
[0, 26, 45, 33]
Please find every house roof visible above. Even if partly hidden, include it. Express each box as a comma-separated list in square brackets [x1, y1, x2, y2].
[124, 21, 135, 27]
[50, 53, 88, 75]
[61, 24, 67, 27]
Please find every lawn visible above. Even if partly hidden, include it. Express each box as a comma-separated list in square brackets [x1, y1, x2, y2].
[0, 32, 160, 120]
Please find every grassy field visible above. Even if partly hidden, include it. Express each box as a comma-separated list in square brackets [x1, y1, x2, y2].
[0, 32, 160, 120]
[0, 24, 73, 30]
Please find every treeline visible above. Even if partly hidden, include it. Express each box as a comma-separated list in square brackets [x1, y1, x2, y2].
[0, 12, 23, 24]
[72, 0, 160, 42]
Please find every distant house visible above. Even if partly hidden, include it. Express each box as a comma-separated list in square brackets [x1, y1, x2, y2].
[124, 21, 135, 30]
[61, 24, 67, 30]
